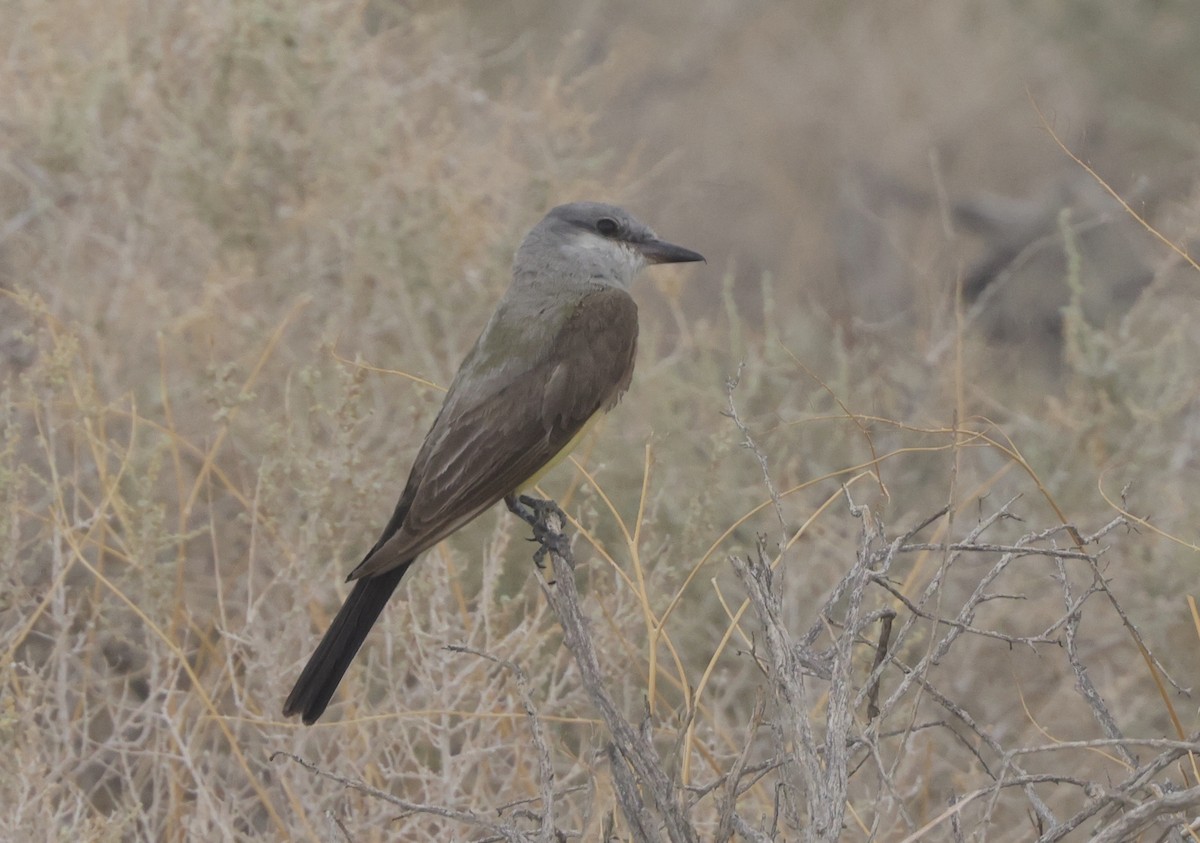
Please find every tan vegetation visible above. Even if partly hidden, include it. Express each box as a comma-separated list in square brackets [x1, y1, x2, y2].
[1, 1, 1198, 840]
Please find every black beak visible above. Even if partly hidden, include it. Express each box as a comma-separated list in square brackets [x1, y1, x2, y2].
[637, 238, 706, 265]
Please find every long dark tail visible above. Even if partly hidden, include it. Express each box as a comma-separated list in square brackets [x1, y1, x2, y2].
[283, 562, 411, 724]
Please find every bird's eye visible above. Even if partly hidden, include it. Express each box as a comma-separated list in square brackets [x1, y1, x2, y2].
[596, 217, 619, 236]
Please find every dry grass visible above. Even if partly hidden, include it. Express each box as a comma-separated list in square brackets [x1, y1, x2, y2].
[2, 1, 1199, 841]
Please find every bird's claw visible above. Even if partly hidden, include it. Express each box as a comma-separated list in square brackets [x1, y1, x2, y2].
[504, 494, 569, 574]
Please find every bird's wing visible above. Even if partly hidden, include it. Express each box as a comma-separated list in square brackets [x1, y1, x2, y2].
[347, 286, 638, 580]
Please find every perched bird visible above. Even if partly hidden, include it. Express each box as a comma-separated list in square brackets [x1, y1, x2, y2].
[283, 202, 704, 723]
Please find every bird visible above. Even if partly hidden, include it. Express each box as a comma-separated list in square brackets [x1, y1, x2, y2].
[283, 202, 704, 723]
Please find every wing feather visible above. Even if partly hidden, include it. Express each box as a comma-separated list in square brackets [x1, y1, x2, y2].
[348, 286, 637, 580]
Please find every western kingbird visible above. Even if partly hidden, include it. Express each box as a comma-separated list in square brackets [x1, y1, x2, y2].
[283, 202, 704, 723]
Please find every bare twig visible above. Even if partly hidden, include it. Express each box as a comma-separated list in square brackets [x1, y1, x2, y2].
[714, 690, 767, 843]
[865, 611, 894, 722]
[272, 752, 535, 842]
[518, 501, 700, 843]
[732, 534, 850, 841]
[445, 645, 558, 842]
[725, 365, 788, 545]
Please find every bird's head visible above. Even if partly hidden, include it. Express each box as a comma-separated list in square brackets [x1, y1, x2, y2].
[518, 202, 704, 289]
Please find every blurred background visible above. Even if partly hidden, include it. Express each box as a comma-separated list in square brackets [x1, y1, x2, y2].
[2, 1, 1198, 839]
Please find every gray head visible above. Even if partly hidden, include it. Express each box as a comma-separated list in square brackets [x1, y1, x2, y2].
[515, 202, 704, 289]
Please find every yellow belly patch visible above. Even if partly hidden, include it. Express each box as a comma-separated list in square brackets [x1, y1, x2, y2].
[516, 411, 604, 491]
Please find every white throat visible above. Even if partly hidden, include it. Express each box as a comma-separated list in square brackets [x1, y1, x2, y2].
[559, 230, 646, 288]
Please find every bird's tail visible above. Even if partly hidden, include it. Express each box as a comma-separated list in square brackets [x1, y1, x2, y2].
[283, 562, 411, 724]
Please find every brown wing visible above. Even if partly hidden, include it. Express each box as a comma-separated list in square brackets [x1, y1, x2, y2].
[348, 286, 638, 580]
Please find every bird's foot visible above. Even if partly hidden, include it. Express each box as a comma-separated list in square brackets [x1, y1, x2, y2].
[504, 494, 570, 571]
